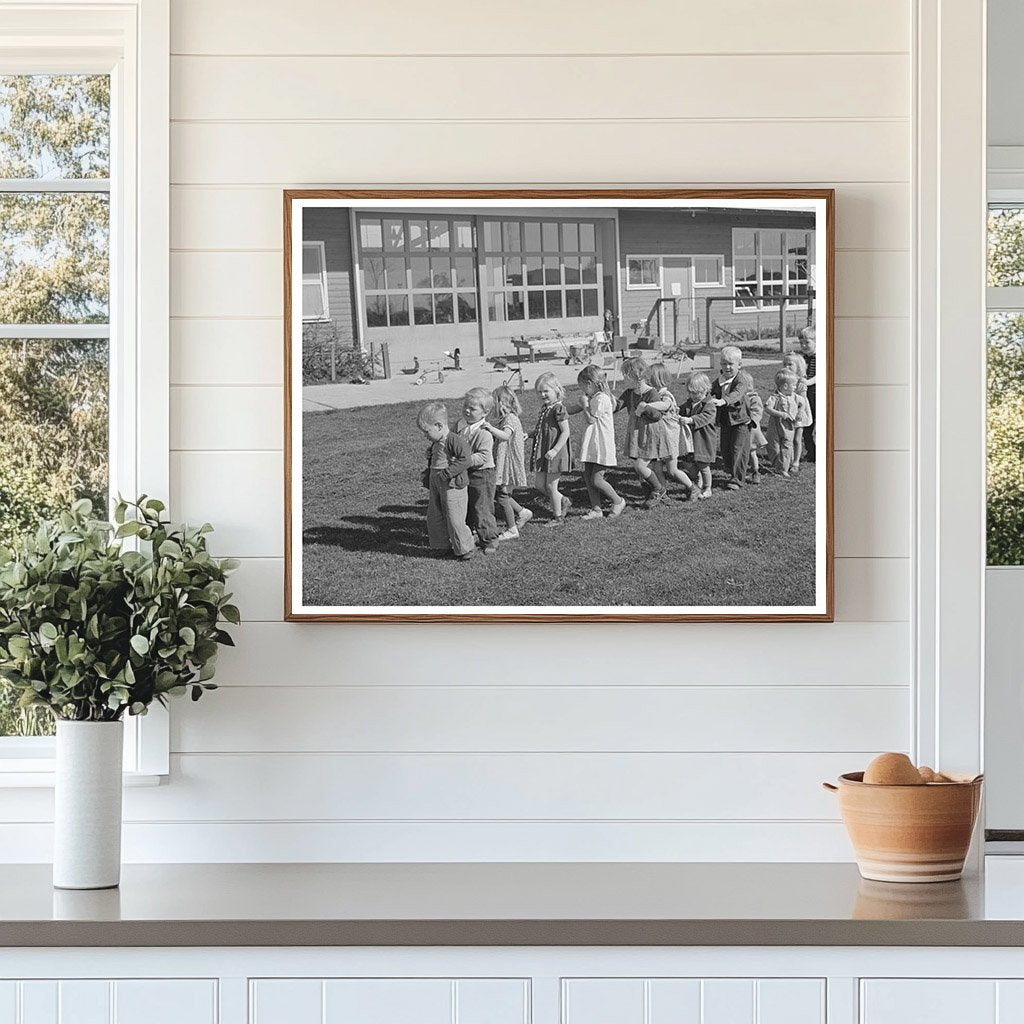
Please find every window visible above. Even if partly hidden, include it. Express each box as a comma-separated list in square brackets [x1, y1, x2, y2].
[986, 206, 1024, 565]
[0, 3, 169, 776]
[485, 219, 600, 322]
[732, 228, 814, 310]
[627, 257, 659, 289]
[693, 255, 725, 287]
[358, 215, 476, 327]
[302, 242, 329, 321]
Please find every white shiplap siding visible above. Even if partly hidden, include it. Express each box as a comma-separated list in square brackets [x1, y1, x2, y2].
[0, 0, 916, 862]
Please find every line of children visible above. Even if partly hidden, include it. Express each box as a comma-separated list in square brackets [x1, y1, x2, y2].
[418, 347, 811, 558]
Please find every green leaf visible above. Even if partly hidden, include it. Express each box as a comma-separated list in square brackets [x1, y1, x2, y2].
[39, 622, 58, 641]
[158, 539, 182, 559]
[130, 634, 150, 656]
[220, 604, 240, 625]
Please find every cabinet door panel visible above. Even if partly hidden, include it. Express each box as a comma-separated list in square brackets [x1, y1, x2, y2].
[702, 980, 754, 1024]
[456, 980, 529, 1024]
[113, 981, 217, 1024]
[757, 980, 825, 1024]
[648, 979, 702, 1023]
[250, 979, 323, 1024]
[19, 982, 56, 1024]
[0, 983, 15, 1024]
[861, 981, 997, 1024]
[563, 980, 645, 1024]
[58, 982, 110, 1024]
[323, 980, 451, 1024]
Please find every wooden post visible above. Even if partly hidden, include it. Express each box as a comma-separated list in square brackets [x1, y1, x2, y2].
[705, 297, 712, 354]
[381, 341, 392, 380]
[779, 298, 786, 354]
[672, 298, 679, 348]
[330, 333, 337, 382]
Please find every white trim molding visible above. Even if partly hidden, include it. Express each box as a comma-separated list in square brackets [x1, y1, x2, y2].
[0, 0, 171, 780]
[914, 0, 986, 787]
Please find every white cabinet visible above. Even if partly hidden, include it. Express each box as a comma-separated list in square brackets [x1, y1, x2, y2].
[249, 978, 529, 1024]
[861, 980, 1024, 1024]
[0, 980, 217, 1024]
[562, 978, 825, 1024]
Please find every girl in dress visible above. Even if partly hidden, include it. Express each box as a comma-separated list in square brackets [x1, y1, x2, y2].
[764, 368, 800, 477]
[529, 371, 573, 526]
[483, 385, 531, 540]
[783, 352, 813, 472]
[614, 356, 665, 506]
[576, 364, 625, 520]
[678, 372, 718, 500]
[639, 362, 696, 499]
[744, 386, 767, 484]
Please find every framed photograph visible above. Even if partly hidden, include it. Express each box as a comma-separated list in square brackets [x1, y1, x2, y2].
[284, 189, 833, 622]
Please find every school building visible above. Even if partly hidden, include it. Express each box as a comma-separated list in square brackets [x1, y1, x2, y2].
[301, 206, 816, 365]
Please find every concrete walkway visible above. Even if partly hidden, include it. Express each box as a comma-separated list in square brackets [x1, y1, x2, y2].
[301, 351, 782, 412]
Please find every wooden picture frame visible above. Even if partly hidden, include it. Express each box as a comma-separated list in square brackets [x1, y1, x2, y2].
[284, 189, 834, 622]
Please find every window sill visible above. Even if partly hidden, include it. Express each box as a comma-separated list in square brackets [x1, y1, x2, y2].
[0, 767, 165, 788]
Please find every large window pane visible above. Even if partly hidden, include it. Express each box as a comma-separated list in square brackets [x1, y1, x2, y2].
[360, 218, 383, 250]
[453, 256, 475, 289]
[430, 257, 451, 289]
[988, 312, 1024, 565]
[562, 222, 579, 252]
[413, 293, 433, 325]
[503, 221, 521, 252]
[408, 219, 428, 250]
[524, 222, 541, 252]
[387, 293, 409, 327]
[545, 289, 563, 318]
[383, 218, 404, 250]
[0, 75, 109, 179]
[507, 291, 524, 320]
[582, 288, 599, 316]
[989, 208, 1024, 287]
[434, 293, 454, 324]
[542, 222, 559, 252]
[453, 220, 473, 249]
[543, 256, 560, 286]
[457, 292, 477, 323]
[411, 256, 431, 289]
[362, 256, 385, 291]
[579, 223, 596, 252]
[0, 193, 109, 324]
[429, 220, 450, 250]
[528, 291, 545, 319]
[384, 257, 407, 290]
[365, 293, 386, 326]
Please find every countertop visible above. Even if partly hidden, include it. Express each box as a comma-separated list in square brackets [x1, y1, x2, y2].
[5, 861, 1024, 947]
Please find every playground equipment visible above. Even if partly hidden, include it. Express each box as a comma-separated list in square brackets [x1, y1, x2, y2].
[412, 359, 445, 386]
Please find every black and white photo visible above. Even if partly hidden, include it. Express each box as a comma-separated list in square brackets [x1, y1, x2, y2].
[285, 191, 833, 621]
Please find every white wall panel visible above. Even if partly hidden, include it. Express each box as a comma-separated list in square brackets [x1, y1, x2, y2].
[211, 622, 910, 687]
[172, 55, 908, 122]
[170, 183, 909, 252]
[170, 0, 909, 56]
[834, 319, 910, 386]
[171, 386, 281, 451]
[861, 980, 996, 1024]
[834, 452, 911, 558]
[170, 121, 909, 186]
[0, 0, 915, 863]
[123, 752, 860, 821]
[170, 319, 282, 387]
[834, 386, 910, 451]
[171, 684, 908, 753]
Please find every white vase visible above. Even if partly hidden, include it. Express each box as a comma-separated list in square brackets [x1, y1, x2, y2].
[53, 719, 124, 890]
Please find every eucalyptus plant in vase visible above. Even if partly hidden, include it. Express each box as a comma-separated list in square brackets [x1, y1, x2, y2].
[0, 497, 239, 889]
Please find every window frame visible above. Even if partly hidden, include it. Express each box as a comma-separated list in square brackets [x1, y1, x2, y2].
[625, 256, 660, 290]
[692, 254, 725, 288]
[731, 228, 813, 314]
[301, 241, 330, 322]
[0, 1, 170, 783]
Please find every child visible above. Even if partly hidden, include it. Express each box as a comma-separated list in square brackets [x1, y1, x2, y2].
[416, 401, 476, 560]
[576, 364, 625, 519]
[482, 385, 532, 540]
[454, 386, 501, 554]
[529, 371, 573, 526]
[710, 345, 754, 489]
[641, 362, 696, 499]
[744, 386, 767, 484]
[764, 369, 800, 477]
[614, 355, 666, 507]
[678, 372, 718, 500]
[797, 326, 817, 461]
[783, 351, 813, 472]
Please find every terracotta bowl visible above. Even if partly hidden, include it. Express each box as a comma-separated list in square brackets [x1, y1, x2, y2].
[823, 772, 983, 883]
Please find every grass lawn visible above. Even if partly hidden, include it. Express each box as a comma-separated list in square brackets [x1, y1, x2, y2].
[301, 363, 818, 609]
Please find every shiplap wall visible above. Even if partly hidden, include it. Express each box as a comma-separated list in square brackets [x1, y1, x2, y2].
[4, 0, 916, 861]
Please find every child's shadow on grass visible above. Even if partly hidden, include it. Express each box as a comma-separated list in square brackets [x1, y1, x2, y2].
[303, 510, 438, 560]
